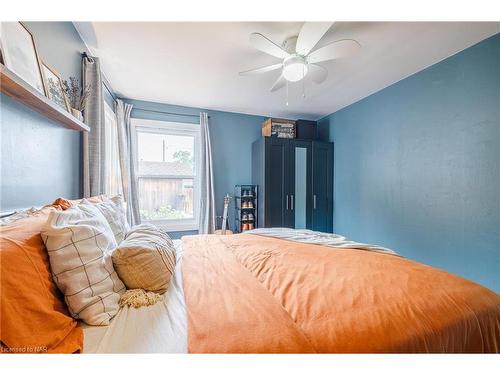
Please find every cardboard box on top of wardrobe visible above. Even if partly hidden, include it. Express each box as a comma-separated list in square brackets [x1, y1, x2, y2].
[261, 118, 317, 140]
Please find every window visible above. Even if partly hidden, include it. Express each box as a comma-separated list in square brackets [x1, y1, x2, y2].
[104, 102, 122, 197]
[133, 118, 201, 231]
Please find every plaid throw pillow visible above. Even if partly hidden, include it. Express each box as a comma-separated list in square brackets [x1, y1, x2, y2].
[41, 204, 126, 326]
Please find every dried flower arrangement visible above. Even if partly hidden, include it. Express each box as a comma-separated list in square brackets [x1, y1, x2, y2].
[62, 77, 92, 111]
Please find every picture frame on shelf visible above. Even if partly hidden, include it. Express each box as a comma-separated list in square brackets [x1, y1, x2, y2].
[41, 61, 71, 112]
[0, 22, 46, 95]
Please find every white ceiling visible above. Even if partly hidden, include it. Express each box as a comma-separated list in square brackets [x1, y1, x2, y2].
[77, 22, 500, 120]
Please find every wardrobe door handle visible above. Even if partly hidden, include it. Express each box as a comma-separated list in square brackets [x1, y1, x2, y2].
[286, 195, 289, 210]
[291, 195, 294, 210]
[313, 194, 317, 210]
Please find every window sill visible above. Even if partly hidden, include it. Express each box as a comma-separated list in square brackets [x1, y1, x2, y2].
[142, 220, 199, 233]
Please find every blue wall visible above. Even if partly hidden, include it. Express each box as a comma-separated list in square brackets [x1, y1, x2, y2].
[318, 34, 500, 292]
[1, 22, 86, 211]
[123, 99, 265, 238]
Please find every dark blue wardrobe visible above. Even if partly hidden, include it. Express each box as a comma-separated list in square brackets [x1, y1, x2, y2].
[252, 137, 334, 232]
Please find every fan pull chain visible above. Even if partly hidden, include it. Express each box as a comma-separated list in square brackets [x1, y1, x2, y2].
[302, 65, 306, 99]
[286, 80, 289, 106]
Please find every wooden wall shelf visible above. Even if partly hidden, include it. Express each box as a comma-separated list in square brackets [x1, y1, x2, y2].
[0, 64, 90, 132]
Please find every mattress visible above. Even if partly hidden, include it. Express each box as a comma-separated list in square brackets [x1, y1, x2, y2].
[81, 240, 187, 353]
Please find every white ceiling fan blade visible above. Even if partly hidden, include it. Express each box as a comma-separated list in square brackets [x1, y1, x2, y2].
[249, 33, 289, 59]
[270, 74, 286, 92]
[307, 64, 328, 84]
[296, 22, 334, 56]
[239, 63, 283, 76]
[307, 39, 361, 64]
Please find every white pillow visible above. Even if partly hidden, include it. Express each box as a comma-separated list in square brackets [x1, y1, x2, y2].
[83, 195, 129, 244]
[41, 203, 126, 326]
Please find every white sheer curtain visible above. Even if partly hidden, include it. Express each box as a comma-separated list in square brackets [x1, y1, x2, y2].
[198, 112, 216, 234]
[114, 99, 140, 225]
[103, 102, 123, 197]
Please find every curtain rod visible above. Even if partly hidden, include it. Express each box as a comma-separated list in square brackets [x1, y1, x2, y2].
[102, 79, 116, 99]
[81, 52, 207, 118]
[132, 107, 209, 119]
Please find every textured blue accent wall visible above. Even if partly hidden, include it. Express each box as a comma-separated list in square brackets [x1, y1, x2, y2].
[123, 99, 265, 238]
[318, 34, 500, 292]
[1, 22, 86, 211]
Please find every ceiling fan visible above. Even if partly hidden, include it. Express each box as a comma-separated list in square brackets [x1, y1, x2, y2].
[239, 22, 361, 93]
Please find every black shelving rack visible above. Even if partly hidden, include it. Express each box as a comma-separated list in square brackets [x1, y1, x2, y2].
[234, 184, 258, 233]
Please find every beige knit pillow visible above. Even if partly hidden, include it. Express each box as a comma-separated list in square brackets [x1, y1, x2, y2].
[111, 224, 176, 294]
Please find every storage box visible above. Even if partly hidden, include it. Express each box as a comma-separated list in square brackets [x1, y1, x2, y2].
[296, 119, 318, 140]
[262, 118, 296, 138]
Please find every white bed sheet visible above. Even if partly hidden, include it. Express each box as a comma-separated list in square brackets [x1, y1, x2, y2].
[246, 228, 397, 255]
[81, 239, 188, 353]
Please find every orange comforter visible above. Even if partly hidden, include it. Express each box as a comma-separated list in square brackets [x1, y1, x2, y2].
[182, 234, 500, 353]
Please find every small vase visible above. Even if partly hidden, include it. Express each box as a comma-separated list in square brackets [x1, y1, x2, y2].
[71, 108, 83, 121]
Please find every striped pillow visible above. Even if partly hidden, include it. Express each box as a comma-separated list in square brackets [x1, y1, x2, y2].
[112, 224, 176, 294]
[41, 204, 126, 326]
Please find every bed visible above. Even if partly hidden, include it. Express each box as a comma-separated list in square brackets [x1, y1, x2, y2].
[80, 231, 500, 353]
[1, 202, 499, 353]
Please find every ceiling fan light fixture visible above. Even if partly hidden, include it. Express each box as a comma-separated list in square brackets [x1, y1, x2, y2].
[283, 56, 308, 82]
[242, 23, 360, 94]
